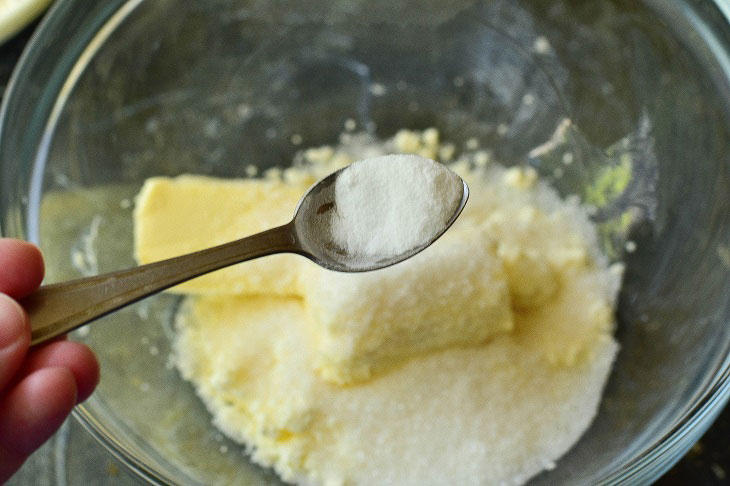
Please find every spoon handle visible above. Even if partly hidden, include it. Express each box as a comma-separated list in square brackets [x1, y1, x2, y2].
[21, 222, 299, 346]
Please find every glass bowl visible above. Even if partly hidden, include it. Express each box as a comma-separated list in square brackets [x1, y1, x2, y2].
[3, 0, 730, 484]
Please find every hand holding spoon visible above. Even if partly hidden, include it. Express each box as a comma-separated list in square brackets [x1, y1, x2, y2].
[21, 155, 468, 346]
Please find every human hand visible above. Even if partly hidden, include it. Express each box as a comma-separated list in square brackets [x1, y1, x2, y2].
[0, 239, 99, 483]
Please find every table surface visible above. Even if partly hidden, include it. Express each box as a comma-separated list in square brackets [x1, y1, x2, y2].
[3, 18, 729, 486]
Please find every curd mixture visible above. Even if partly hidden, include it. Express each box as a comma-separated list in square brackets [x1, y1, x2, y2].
[134, 128, 623, 486]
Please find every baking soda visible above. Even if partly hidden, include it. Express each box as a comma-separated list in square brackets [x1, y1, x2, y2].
[331, 154, 463, 259]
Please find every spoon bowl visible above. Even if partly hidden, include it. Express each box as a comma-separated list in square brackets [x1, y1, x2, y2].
[20, 160, 468, 345]
[294, 165, 469, 272]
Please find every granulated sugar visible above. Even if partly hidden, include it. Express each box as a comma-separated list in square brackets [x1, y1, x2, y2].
[175, 295, 617, 486]
[331, 154, 463, 259]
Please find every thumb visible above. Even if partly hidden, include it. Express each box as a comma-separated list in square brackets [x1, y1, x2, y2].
[0, 293, 30, 392]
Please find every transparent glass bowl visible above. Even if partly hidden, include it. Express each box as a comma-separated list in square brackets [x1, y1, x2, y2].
[3, 0, 730, 484]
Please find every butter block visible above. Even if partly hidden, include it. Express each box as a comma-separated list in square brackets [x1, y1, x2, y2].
[300, 226, 514, 384]
[134, 175, 311, 296]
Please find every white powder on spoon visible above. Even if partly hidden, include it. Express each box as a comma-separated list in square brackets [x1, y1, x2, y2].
[331, 154, 463, 260]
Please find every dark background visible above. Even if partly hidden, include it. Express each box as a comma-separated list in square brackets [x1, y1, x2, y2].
[1, 17, 727, 486]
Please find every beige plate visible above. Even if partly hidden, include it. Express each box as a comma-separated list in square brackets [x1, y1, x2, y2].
[0, 0, 52, 45]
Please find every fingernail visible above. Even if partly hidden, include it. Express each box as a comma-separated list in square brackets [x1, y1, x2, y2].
[0, 293, 25, 348]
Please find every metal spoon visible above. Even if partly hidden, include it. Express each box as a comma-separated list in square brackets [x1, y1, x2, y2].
[21, 165, 468, 346]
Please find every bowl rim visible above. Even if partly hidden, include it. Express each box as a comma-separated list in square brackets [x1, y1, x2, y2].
[2, 0, 730, 484]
